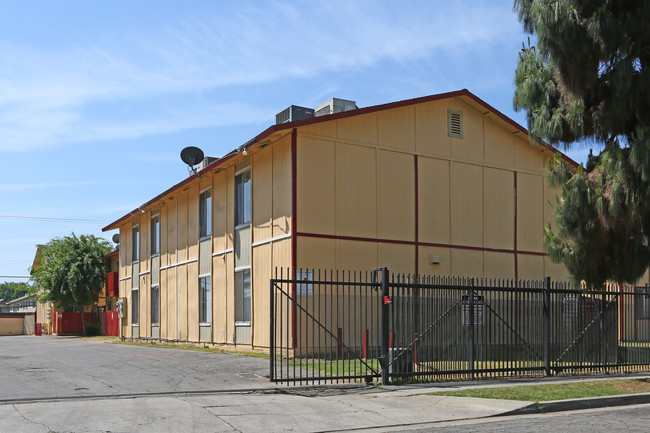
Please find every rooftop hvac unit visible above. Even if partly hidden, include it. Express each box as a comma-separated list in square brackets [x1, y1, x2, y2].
[197, 156, 217, 172]
[314, 98, 358, 117]
[275, 105, 314, 124]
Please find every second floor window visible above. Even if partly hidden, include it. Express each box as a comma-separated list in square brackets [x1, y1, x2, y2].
[151, 215, 160, 256]
[132, 225, 140, 263]
[199, 189, 212, 238]
[235, 170, 251, 227]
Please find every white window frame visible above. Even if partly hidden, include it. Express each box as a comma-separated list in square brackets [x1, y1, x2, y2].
[131, 287, 140, 325]
[234, 167, 251, 230]
[150, 284, 160, 326]
[234, 266, 251, 326]
[150, 214, 160, 257]
[132, 224, 140, 263]
[199, 187, 212, 240]
[198, 274, 211, 326]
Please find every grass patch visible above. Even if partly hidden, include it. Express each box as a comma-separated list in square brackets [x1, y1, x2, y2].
[280, 357, 381, 377]
[112, 339, 269, 359]
[426, 379, 650, 402]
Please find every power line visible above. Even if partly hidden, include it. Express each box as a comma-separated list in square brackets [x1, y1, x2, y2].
[0, 276, 31, 279]
[0, 215, 107, 223]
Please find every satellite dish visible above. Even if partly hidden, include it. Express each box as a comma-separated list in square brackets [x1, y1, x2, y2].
[112, 234, 120, 244]
[180, 146, 204, 166]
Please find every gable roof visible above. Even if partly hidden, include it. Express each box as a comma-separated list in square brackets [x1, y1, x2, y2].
[103, 89, 578, 232]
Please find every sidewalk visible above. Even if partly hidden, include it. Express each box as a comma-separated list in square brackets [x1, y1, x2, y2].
[2, 374, 650, 432]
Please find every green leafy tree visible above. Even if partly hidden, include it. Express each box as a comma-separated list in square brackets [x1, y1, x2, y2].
[31, 234, 111, 334]
[0, 281, 31, 302]
[513, 0, 650, 288]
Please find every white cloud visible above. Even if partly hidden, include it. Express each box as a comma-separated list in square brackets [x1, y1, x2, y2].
[0, 1, 520, 152]
[0, 180, 149, 192]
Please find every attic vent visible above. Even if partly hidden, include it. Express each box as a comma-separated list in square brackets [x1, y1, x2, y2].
[448, 109, 463, 138]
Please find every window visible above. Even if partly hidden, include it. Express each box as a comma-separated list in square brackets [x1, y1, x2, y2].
[235, 269, 251, 323]
[636, 287, 650, 319]
[132, 225, 140, 262]
[132, 287, 139, 325]
[199, 189, 212, 238]
[199, 276, 211, 324]
[151, 285, 159, 325]
[235, 170, 251, 227]
[151, 215, 160, 256]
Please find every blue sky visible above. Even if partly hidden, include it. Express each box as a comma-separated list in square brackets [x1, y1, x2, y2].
[0, 1, 593, 285]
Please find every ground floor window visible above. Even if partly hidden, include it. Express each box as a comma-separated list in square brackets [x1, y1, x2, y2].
[235, 269, 251, 324]
[132, 287, 139, 325]
[199, 276, 211, 324]
[636, 286, 650, 319]
[151, 285, 159, 325]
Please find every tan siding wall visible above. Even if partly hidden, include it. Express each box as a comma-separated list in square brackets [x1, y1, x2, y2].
[337, 143, 377, 238]
[378, 107, 416, 151]
[295, 96, 568, 282]
[253, 146, 273, 243]
[415, 100, 451, 157]
[418, 157, 450, 244]
[377, 150, 414, 241]
[187, 260, 199, 342]
[297, 137, 336, 234]
[450, 162, 483, 246]
[115, 131, 291, 348]
[484, 168, 514, 250]
[517, 173, 544, 252]
[272, 136, 292, 237]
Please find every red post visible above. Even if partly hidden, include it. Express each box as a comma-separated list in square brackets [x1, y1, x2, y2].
[337, 328, 343, 357]
[389, 332, 393, 349]
[363, 329, 368, 359]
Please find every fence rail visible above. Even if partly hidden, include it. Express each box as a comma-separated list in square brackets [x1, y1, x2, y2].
[270, 268, 650, 385]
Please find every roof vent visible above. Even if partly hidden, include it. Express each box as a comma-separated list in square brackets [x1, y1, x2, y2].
[448, 109, 463, 138]
[276, 105, 314, 124]
[314, 98, 358, 117]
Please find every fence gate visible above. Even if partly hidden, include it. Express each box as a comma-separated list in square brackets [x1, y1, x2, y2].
[271, 269, 650, 385]
[270, 269, 382, 384]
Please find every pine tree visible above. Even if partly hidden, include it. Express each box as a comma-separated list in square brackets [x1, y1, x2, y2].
[513, 0, 650, 288]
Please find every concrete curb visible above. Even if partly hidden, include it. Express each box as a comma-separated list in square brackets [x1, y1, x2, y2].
[502, 392, 650, 416]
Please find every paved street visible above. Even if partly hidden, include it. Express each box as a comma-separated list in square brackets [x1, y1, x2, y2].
[0, 335, 271, 400]
[392, 404, 650, 433]
[2, 336, 650, 432]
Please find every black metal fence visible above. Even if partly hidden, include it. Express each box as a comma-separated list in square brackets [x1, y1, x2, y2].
[270, 268, 650, 385]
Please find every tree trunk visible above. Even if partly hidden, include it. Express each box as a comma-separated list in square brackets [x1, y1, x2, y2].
[79, 305, 87, 336]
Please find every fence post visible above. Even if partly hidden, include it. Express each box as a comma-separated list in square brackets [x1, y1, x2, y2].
[269, 275, 275, 382]
[543, 276, 551, 376]
[380, 267, 390, 385]
[469, 278, 475, 380]
[601, 284, 607, 373]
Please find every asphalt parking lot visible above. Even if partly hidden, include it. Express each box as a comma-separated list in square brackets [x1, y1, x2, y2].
[0, 335, 272, 401]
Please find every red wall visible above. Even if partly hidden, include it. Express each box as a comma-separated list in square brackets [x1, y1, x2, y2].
[54, 312, 93, 335]
[102, 311, 119, 336]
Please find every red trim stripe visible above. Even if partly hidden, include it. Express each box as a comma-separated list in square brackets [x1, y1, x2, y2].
[295, 231, 546, 257]
[514, 172, 519, 282]
[414, 155, 419, 276]
[290, 128, 298, 349]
